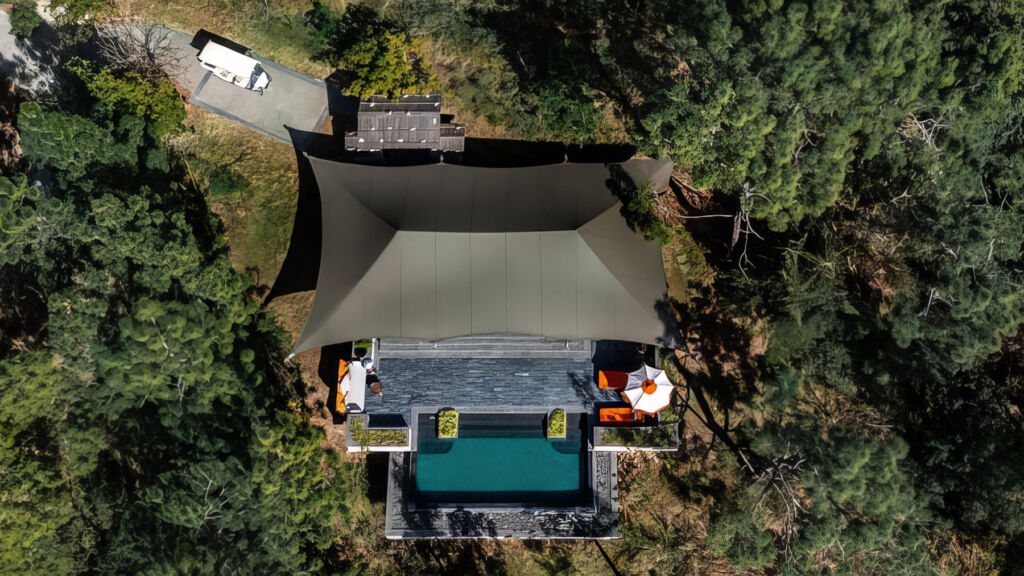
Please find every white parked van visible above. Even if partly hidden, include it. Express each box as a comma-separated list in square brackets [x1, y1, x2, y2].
[197, 41, 271, 94]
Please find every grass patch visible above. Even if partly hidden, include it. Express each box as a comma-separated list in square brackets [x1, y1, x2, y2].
[437, 408, 458, 438]
[129, 1, 329, 77]
[349, 415, 408, 448]
[547, 409, 566, 439]
[171, 107, 298, 290]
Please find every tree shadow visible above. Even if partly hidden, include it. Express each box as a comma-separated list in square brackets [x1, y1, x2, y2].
[0, 18, 62, 96]
[464, 4, 672, 135]
[317, 341, 351, 423]
[189, 28, 248, 53]
[445, 507, 499, 538]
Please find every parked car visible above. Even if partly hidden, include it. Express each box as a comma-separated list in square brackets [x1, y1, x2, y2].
[196, 41, 270, 94]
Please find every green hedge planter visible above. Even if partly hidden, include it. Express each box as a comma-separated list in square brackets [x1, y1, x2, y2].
[437, 409, 459, 438]
[349, 415, 408, 448]
[601, 423, 678, 448]
[547, 409, 566, 439]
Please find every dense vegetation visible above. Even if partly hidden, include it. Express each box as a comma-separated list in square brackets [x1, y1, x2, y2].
[9, 0, 42, 38]
[0, 59, 352, 573]
[306, 3, 439, 99]
[3, 0, 1024, 574]
[385, 0, 1024, 571]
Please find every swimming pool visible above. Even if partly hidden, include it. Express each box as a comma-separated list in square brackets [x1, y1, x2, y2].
[414, 412, 586, 504]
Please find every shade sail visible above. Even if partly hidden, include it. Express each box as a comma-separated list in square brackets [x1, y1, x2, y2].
[291, 156, 676, 354]
[623, 364, 674, 414]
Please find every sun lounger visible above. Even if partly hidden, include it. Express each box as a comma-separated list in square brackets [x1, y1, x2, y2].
[598, 370, 628, 390]
[336, 359, 349, 414]
[599, 406, 639, 423]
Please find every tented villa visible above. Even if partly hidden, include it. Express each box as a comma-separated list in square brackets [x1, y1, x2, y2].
[289, 152, 683, 539]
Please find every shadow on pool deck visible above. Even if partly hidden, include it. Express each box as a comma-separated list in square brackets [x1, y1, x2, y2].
[591, 340, 656, 381]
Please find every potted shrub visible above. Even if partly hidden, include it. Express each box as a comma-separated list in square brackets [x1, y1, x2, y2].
[547, 409, 566, 439]
[437, 408, 459, 438]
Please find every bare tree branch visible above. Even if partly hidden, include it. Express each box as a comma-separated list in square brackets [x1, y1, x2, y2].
[95, 21, 184, 81]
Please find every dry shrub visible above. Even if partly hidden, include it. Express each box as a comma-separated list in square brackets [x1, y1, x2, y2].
[796, 381, 896, 441]
[929, 530, 1002, 576]
[613, 447, 744, 576]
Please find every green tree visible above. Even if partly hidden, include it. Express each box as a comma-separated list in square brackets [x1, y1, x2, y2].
[307, 2, 438, 99]
[0, 174, 38, 261]
[707, 507, 775, 570]
[17, 102, 139, 190]
[343, 32, 437, 99]
[48, 0, 109, 24]
[67, 58, 185, 139]
[0, 352, 78, 575]
[3, 63, 352, 573]
[9, 0, 42, 39]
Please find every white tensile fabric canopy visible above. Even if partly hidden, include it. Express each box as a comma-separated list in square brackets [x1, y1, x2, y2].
[622, 364, 675, 414]
[291, 156, 677, 354]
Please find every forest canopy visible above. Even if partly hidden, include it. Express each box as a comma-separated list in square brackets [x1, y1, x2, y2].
[0, 61, 352, 573]
[383, 0, 1024, 570]
[1, 0, 1023, 574]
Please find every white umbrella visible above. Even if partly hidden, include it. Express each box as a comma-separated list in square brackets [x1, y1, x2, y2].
[622, 364, 674, 415]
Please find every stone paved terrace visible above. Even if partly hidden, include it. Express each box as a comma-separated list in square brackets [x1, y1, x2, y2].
[360, 337, 623, 422]
[385, 451, 619, 539]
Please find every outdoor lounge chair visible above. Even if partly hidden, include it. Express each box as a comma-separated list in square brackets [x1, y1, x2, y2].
[335, 359, 349, 414]
[599, 406, 639, 423]
[598, 370, 628, 390]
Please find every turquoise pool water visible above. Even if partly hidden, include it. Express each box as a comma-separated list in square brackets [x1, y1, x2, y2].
[416, 436, 583, 496]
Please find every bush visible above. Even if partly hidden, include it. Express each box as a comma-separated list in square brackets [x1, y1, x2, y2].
[437, 409, 458, 438]
[66, 57, 185, 139]
[600, 423, 678, 448]
[349, 416, 408, 448]
[306, 2, 437, 99]
[547, 409, 566, 438]
[47, 0, 108, 24]
[9, 0, 41, 39]
[706, 510, 776, 570]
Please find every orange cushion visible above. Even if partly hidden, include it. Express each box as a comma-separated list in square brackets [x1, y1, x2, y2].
[335, 359, 349, 413]
[600, 407, 638, 423]
[598, 370, 628, 390]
